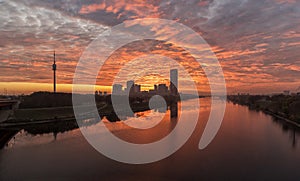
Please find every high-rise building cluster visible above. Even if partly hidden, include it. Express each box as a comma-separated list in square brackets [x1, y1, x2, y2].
[111, 69, 179, 97]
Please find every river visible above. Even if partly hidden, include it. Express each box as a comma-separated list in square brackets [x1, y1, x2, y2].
[1, 98, 300, 180]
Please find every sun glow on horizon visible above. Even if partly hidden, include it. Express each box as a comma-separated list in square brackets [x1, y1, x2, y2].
[0, 82, 112, 95]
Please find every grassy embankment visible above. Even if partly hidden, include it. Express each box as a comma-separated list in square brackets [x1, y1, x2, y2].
[228, 94, 300, 124]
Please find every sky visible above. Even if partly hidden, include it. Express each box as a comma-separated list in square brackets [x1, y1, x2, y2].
[0, 0, 299, 94]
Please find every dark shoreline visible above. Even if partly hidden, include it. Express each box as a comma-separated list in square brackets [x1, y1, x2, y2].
[2, 91, 203, 126]
[228, 95, 300, 128]
[263, 110, 300, 128]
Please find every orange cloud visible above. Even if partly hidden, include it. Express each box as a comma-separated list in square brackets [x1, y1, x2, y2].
[79, 0, 160, 18]
[79, 2, 106, 14]
[94, 39, 210, 94]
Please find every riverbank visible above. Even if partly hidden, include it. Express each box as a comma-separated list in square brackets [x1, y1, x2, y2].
[264, 110, 300, 128]
[0, 91, 195, 127]
[228, 94, 300, 127]
[0, 99, 158, 129]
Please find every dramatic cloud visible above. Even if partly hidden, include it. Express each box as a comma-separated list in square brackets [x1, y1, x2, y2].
[0, 0, 299, 94]
[0, 0, 107, 85]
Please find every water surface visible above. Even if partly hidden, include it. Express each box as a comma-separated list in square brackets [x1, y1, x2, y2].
[1, 98, 300, 180]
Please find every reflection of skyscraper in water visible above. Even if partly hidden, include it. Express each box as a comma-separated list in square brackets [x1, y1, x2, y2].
[170, 102, 178, 118]
[170, 69, 178, 95]
[170, 69, 178, 118]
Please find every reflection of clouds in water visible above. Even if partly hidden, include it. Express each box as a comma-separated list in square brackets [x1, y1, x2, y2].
[6, 129, 82, 149]
[6, 131, 54, 149]
[124, 110, 165, 129]
[83, 99, 203, 134]
[7, 99, 207, 150]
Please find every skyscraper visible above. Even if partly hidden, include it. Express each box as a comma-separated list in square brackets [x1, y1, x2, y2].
[112, 84, 123, 95]
[158, 84, 168, 94]
[133, 84, 141, 93]
[170, 69, 178, 95]
[127, 80, 134, 91]
[52, 51, 57, 93]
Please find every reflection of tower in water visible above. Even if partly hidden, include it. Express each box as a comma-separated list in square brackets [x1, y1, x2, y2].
[292, 128, 297, 148]
[170, 69, 179, 118]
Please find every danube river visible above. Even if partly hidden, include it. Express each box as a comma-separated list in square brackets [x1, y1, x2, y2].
[1, 98, 300, 180]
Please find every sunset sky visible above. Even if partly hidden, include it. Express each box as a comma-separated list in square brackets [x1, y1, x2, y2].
[0, 0, 299, 94]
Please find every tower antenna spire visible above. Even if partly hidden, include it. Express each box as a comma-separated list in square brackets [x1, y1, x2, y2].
[52, 50, 57, 93]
